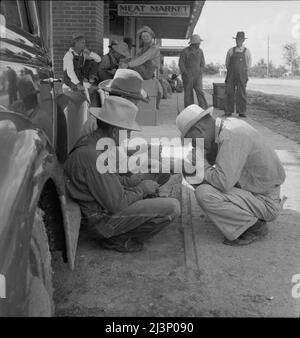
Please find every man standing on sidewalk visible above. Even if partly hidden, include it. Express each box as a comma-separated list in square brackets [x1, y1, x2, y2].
[225, 31, 252, 117]
[179, 34, 208, 109]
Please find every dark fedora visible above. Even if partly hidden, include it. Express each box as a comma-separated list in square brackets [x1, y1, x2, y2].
[233, 31, 247, 39]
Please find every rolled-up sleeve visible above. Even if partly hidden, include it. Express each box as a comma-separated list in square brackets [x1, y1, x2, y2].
[89, 51, 102, 63]
[128, 45, 160, 68]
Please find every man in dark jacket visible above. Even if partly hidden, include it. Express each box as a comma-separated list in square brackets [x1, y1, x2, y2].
[179, 34, 208, 109]
[64, 96, 180, 252]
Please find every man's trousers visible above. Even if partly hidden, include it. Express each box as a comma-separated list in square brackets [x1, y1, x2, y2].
[195, 184, 283, 241]
[225, 72, 248, 114]
[182, 73, 208, 109]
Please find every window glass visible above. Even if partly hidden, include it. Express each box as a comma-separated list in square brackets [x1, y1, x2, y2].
[0, 0, 31, 33]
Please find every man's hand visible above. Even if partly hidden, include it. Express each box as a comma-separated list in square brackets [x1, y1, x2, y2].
[119, 62, 129, 69]
[76, 83, 85, 91]
[138, 180, 159, 197]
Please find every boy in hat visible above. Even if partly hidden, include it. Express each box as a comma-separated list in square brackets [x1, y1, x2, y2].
[179, 34, 208, 109]
[64, 96, 180, 252]
[176, 104, 286, 246]
[225, 31, 252, 117]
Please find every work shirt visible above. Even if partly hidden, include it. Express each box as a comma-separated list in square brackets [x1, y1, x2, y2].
[225, 46, 252, 70]
[64, 130, 145, 221]
[203, 118, 286, 194]
[63, 48, 101, 89]
[179, 46, 205, 75]
[128, 42, 160, 69]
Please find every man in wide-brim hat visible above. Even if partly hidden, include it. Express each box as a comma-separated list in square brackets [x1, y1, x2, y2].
[176, 103, 286, 246]
[65, 96, 180, 252]
[225, 31, 252, 117]
[65, 96, 180, 253]
[80, 69, 149, 137]
[179, 34, 208, 109]
[98, 41, 131, 81]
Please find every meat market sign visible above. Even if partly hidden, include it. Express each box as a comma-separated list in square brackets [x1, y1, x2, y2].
[117, 4, 190, 17]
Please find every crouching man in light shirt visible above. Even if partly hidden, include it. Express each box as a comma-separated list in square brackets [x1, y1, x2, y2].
[176, 105, 286, 246]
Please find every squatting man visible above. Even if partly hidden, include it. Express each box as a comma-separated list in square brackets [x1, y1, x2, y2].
[176, 105, 286, 246]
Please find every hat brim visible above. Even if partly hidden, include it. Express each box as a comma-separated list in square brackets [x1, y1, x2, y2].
[99, 81, 149, 103]
[89, 107, 141, 132]
[189, 40, 203, 44]
[181, 106, 214, 140]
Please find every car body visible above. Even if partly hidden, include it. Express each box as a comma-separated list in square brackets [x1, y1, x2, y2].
[0, 0, 81, 316]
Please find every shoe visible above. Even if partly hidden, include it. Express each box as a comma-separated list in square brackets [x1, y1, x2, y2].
[238, 113, 247, 118]
[246, 219, 268, 236]
[223, 220, 268, 246]
[100, 238, 144, 252]
[223, 232, 258, 246]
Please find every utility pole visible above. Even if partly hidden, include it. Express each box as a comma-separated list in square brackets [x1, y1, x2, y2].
[267, 35, 270, 77]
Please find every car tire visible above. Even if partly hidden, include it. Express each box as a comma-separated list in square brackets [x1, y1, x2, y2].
[26, 208, 54, 317]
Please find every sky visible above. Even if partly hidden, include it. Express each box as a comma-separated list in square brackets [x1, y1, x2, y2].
[162, 0, 300, 67]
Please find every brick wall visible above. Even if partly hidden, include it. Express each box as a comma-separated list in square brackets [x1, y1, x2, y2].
[52, 0, 104, 79]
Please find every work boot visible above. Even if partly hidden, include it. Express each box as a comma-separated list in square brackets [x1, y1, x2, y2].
[238, 113, 247, 118]
[223, 219, 268, 246]
[100, 237, 144, 252]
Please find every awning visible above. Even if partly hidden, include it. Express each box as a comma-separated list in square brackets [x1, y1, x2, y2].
[107, 1, 205, 39]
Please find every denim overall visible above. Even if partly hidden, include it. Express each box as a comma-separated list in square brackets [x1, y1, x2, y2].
[225, 47, 248, 115]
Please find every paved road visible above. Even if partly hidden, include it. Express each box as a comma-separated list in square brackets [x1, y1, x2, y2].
[203, 77, 300, 98]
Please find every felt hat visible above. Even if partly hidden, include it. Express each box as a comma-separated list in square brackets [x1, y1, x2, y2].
[98, 69, 149, 103]
[111, 41, 130, 58]
[189, 34, 203, 45]
[89, 96, 141, 131]
[176, 104, 214, 138]
[72, 33, 85, 42]
[233, 31, 247, 39]
[137, 26, 155, 37]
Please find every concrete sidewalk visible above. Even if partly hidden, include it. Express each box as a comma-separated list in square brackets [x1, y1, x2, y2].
[138, 92, 300, 317]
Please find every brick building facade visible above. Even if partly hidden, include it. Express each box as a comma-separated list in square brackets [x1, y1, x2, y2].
[51, 0, 104, 78]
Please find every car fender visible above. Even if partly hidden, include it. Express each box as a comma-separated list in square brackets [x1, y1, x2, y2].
[0, 113, 80, 315]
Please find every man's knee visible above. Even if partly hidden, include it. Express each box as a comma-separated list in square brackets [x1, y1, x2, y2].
[164, 198, 181, 220]
[195, 184, 221, 209]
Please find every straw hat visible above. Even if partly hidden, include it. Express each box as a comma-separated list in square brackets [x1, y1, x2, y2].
[98, 69, 149, 103]
[189, 34, 203, 45]
[176, 104, 214, 138]
[89, 96, 141, 131]
[111, 41, 130, 58]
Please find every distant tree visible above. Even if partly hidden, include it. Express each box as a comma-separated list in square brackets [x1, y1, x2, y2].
[283, 43, 300, 75]
[249, 59, 268, 77]
[203, 62, 219, 75]
[168, 60, 179, 75]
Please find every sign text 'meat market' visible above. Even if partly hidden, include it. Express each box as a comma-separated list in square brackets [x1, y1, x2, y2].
[117, 4, 191, 18]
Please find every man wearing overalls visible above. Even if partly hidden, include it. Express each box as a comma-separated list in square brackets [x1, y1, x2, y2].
[225, 32, 252, 117]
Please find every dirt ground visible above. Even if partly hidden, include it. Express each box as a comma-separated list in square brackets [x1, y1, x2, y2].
[53, 90, 300, 317]
[53, 174, 207, 317]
